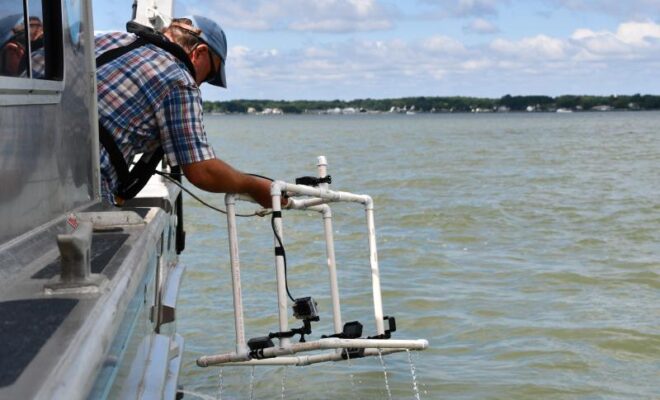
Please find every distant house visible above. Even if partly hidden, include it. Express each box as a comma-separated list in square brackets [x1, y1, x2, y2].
[261, 108, 284, 115]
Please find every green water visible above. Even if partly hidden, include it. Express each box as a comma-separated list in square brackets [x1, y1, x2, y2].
[177, 112, 660, 399]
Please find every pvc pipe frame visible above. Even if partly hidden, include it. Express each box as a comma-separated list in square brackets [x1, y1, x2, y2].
[198, 338, 429, 367]
[197, 157, 428, 368]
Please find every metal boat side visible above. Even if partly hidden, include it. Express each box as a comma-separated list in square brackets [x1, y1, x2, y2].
[0, 0, 98, 244]
[0, 1, 186, 398]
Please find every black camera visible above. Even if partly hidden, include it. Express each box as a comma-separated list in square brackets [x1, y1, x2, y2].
[293, 297, 319, 321]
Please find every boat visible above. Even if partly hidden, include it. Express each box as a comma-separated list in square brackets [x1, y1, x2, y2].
[1, 1, 186, 398]
[0, 1, 426, 398]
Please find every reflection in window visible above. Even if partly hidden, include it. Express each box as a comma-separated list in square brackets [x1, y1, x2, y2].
[0, 0, 61, 80]
[0, 2, 28, 77]
[27, 1, 45, 79]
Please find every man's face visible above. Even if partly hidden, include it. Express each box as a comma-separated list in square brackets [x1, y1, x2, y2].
[189, 43, 222, 86]
[29, 20, 43, 41]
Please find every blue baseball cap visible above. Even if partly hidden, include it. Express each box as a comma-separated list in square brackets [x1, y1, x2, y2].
[185, 15, 227, 88]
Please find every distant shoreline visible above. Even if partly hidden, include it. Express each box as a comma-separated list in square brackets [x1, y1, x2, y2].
[205, 109, 660, 117]
[203, 94, 660, 115]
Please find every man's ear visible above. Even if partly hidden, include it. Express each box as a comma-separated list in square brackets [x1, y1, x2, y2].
[193, 44, 210, 58]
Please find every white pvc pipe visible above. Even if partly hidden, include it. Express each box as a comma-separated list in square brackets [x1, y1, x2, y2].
[225, 194, 248, 355]
[316, 157, 343, 335]
[285, 197, 328, 210]
[220, 348, 406, 367]
[262, 338, 428, 355]
[322, 206, 343, 334]
[273, 180, 369, 205]
[270, 186, 291, 349]
[364, 196, 385, 335]
[197, 350, 250, 367]
[317, 156, 328, 188]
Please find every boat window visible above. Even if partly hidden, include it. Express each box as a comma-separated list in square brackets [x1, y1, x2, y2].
[0, 1, 28, 78]
[0, 0, 62, 80]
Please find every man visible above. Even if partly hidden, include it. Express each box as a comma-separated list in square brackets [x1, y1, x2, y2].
[28, 16, 45, 78]
[95, 16, 274, 208]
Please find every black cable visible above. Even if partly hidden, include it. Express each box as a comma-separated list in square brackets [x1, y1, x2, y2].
[271, 213, 296, 302]
[247, 173, 274, 181]
[249, 173, 290, 201]
[250, 173, 296, 301]
[153, 170, 270, 217]
[155, 168, 296, 301]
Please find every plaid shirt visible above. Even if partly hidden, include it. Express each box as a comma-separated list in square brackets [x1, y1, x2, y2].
[31, 48, 45, 78]
[95, 32, 216, 202]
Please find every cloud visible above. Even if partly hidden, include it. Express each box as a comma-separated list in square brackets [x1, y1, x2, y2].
[455, 0, 503, 16]
[547, 0, 660, 18]
[422, 36, 468, 54]
[288, 18, 391, 32]
[570, 21, 660, 58]
[463, 18, 500, 34]
[490, 35, 567, 60]
[414, 0, 510, 18]
[183, 0, 395, 32]
[227, 36, 460, 92]
[184, 0, 514, 32]
[223, 20, 660, 99]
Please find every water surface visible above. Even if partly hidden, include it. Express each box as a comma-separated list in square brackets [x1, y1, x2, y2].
[178, 112, 660, 399]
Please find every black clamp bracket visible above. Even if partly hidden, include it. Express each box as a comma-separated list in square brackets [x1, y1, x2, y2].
[367, 316, 397, 340]
[269, 318, 316, 343]
[295, 175, 332, 187]
[322, 320, 363, 339]
[247, 336, 275, 359]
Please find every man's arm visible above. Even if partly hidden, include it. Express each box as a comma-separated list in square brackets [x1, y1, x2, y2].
[182, 158, 274, 208]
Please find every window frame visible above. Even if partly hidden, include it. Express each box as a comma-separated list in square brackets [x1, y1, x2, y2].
[0, 0, 64, 106]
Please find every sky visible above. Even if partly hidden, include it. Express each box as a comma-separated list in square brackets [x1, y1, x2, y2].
[92, 0, 660, 101]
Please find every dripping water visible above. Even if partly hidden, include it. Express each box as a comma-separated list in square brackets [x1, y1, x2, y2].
[346, 351, 356, 390]
[249, 366, 255, 400]
[216, 368, 223, 400]
[377, 349, 392, 400]
[407, 350, 421, 400]
[281, 366, 288, 399]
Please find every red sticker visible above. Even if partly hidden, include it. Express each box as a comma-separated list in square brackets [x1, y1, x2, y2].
[67, 214, 78, 230]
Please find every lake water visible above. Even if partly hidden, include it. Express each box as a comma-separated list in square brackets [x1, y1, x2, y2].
[177, 112, 659, 399]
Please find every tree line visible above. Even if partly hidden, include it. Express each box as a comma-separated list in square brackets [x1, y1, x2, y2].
[202, 94, 660, 114]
